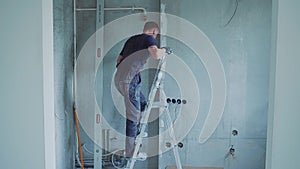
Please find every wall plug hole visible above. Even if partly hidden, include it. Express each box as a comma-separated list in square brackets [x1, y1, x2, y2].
[232, 129, 238, 136]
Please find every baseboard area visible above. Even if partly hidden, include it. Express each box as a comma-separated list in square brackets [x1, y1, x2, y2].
[166, 167, 223, 169]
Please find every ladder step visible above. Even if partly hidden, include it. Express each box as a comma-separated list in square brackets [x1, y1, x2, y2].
[127, 56, 182, 169]
[134, 137, 142, 144]
[133, 152, 147, 161]
[137, 132, 148, 138]
[152, 101, 167, 108]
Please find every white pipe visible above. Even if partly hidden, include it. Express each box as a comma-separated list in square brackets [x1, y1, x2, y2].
[73, 1, 80, 167]
[104, 7, 146, 14]
[73, 0, 77, 83]
[76, 8, 96, 11]
[75, 6, 147, 15]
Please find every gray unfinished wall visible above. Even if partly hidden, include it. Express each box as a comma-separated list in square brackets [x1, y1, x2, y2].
[53, 0, 75, 168]
[159, 0, 271, 169]
[74, 0, 271, 169]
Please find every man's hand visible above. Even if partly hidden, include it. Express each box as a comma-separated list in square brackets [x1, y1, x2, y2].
[161, 47, 173, 55]
[116, 55, 123, 67]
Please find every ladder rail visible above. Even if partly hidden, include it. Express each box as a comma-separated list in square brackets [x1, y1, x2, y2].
[127, 56, 183, 169]
[163, 107, 183, 169]
[128, 57, 167, 169]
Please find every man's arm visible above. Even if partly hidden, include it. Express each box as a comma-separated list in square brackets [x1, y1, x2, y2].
[148, 45, 166, 60]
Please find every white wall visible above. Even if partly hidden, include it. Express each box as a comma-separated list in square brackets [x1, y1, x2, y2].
[267, 0, 300, 169]
[0, 0, 53, 168]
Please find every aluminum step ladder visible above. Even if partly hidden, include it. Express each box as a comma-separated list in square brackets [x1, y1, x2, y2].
[125, 56, 183, 169]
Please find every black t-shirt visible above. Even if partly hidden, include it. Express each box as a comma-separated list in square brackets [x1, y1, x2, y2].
[115, 34, 157, 82]
[119, 33, 157, 62]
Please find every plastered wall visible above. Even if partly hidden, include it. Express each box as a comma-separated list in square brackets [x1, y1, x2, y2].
[75, 0, 271, 169]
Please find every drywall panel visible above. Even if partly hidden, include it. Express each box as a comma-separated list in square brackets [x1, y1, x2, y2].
[0, 0, 45, 168]
[266, 0, 300, 169]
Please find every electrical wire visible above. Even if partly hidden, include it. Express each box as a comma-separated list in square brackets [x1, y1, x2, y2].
[111, 149, 127, 169]
[75, 132, 82, 168]
[224, 0, 239, 27]
[74, 109, 85, 169]
[82, 143, 123, 158]
[82, 144, 94, 155]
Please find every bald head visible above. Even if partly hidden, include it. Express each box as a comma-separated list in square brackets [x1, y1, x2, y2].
[143, 21, 159, 31]
[143, 21, 159, 38]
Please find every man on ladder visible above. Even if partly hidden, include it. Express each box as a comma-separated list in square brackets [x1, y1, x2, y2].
[114, 21, 172, 167]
